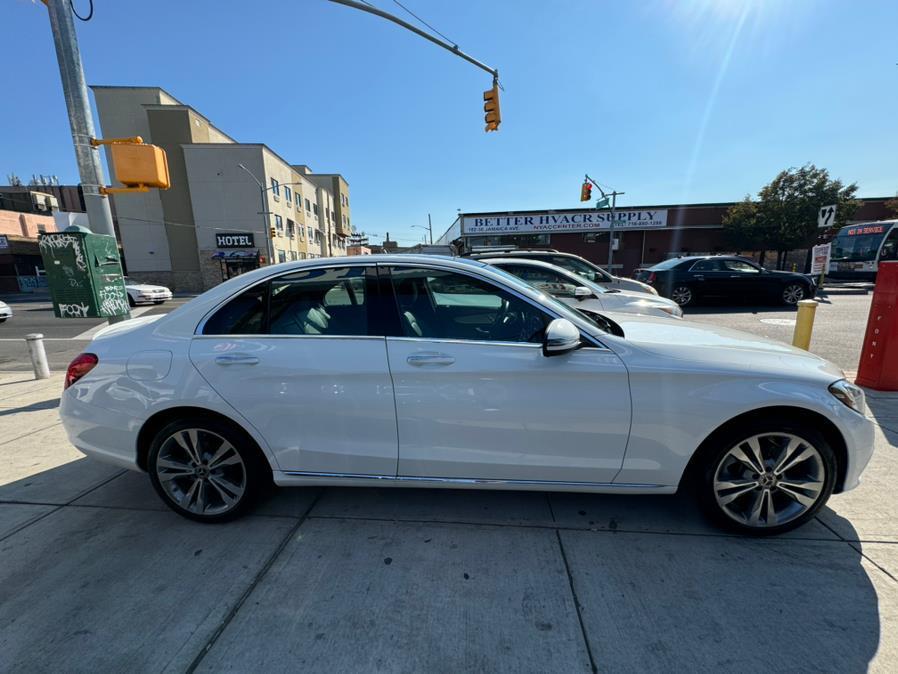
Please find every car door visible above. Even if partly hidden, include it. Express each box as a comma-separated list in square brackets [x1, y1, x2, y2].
[189, 264, 398, 475]
[719, 259, 766, 297]
[383, 264, 631, 484]
[686, 258, 726, 297]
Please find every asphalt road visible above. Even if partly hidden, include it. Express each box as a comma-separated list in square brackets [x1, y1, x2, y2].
[0, 296, 194, 371]
[0, 288, 874, 373]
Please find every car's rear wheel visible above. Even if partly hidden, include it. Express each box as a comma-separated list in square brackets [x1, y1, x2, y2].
[782, 283, 806, 305]
[697, 421, 835, 535]
[147, 418, 267, 522]
[671, 285, 694, 306]
[128, 295, 136, 307]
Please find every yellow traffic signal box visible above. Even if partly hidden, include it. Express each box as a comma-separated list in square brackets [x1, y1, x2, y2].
[483, 85, 501, 132]
[109, 142, 170, 190]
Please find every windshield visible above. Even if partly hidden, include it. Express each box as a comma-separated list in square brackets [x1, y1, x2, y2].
[548, 256, 613, 284]
[831, 224, 890, 261]
[484, 264, 612, 335]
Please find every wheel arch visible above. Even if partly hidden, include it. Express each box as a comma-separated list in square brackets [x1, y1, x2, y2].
[679, 405, 849, 493]
[136, 406, 273, 478]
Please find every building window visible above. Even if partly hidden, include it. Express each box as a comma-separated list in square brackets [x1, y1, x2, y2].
[305, 198, 311, 212]
[287, 219, 295, 238]
[278, 250, 287, 264]
[284, 186, 292, 203]
[313, 203, 319, 216]
[275, 214, 283, 231]
[330, 210, 335, 223]
[270, 178, 280, 196]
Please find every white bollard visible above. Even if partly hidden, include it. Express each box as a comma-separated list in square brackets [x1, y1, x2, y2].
[25, 333, 51, 380]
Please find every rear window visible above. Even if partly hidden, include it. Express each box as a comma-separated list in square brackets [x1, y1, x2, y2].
[649, 258, 693, 271]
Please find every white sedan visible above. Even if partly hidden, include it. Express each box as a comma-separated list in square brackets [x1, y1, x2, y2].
[481, 257, 683, 320]
[59, 255, 873, 535]
[0, 300, 12, 323]
[124, 278, 173, 306]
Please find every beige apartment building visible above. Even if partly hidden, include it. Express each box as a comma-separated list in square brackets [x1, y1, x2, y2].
[91, 85, 352, 291]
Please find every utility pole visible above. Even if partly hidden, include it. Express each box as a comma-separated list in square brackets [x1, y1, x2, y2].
[237, 164, 275, 264]
[45, 0, 116, 240]
[412, 215, 434, 245]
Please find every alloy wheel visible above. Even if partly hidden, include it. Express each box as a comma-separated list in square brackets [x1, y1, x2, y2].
[783, 284, 805, 305]
[671, 286, 693, 306]
[713, 432, 826, 528]
[155, 428, 247, 516]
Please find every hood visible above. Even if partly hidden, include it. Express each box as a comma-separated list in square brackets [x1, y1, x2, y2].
[600, 312, 843, 382]
[126, 282, 169, 292]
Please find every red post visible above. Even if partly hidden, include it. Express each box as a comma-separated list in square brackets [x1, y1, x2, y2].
[856, 261, 898, 390]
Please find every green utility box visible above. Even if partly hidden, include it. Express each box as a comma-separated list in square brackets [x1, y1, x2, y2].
[39, 226, 130, 319]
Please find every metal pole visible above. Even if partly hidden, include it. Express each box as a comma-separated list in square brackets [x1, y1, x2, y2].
[45, 0, 115, 239]
[607, 192, 616, 271]
[427, 213, 433, 244]
[327, 0, 498, 78]
[260, 185, 274, 264]
[25, 334, 51, 380]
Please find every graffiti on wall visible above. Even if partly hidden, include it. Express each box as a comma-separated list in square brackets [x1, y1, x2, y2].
[38, 233, 87, 272]
[59, 302, 90, 318]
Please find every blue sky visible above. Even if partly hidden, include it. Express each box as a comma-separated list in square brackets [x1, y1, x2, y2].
[2, 0, 896, 245]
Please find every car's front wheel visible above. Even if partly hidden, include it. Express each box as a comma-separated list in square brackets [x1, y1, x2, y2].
[671, 285, 694, 306]
[782, 283, 806, 305]
[697, 421, 836, 536]
[147, 418, 268, 522]
[128, 294, 137, 307]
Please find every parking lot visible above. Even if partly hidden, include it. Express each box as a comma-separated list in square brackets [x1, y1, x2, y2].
[1, 289, 897, 672]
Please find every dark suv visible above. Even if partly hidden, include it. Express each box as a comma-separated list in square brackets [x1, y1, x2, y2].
[635, 255, 816, 306]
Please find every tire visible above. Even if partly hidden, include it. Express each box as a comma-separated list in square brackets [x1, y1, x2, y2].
[782, 283, 806, 305]
[128, 295, 136, 308]
[671, 285, 694, 306]
[147, 417, 269, 523]
[0, 318, 6, 323]
[696, 418, 836, 536]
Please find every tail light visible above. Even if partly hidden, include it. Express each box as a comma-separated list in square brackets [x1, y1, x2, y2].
[647, 272, 656, 284]
[65, 353, 98, 390]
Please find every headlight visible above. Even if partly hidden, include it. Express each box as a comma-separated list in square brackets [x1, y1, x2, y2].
[658, 304, 683, 318]
[829, 379, 866, 415]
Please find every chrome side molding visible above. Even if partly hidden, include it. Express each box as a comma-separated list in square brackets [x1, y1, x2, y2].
[280, 470, 665, 489]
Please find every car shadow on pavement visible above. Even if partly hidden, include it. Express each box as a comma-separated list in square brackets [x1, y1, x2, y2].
[0, 398, 60, 416]
[0, 460, 886, 672]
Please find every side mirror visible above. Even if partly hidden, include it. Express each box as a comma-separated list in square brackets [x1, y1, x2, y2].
[574, 286, 592, 301]
[543, 318, 582, 357]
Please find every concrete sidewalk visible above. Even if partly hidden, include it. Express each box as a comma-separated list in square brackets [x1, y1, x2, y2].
[1, 372, 897, 672]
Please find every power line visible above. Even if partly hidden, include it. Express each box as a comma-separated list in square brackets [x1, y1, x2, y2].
[69, 0, 94, 21]
[391, 0, 457, 47]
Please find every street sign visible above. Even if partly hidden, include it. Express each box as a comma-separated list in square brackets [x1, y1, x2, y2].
[811, 242, 832, 275]
[818, 204, 837, 228]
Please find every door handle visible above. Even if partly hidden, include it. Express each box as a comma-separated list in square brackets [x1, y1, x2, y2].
[214, 353, 260, 366]
[693, 274, 705, 280]
[406, 352, 455, 367]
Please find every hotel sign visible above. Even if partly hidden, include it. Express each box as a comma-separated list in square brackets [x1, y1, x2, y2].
[215, 232, 255, 248]
[461, 209, 668, 235]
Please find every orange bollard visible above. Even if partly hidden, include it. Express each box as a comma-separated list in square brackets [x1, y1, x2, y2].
[856, 261, 898, 390]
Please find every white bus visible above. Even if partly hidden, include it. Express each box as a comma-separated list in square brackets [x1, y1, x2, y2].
[829, 220, 898, 281]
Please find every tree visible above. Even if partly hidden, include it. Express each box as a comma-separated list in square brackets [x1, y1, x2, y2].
[886, 192, 898, 217]
[723, 164, 858, 269]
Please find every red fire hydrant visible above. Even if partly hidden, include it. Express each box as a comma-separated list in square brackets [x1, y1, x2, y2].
[856, 261, 898, 390]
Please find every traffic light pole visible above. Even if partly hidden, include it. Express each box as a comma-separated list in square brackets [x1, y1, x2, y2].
[584, 175, 624, 273]
[45, 0, 116, 241]
[327, 0, 498, 79]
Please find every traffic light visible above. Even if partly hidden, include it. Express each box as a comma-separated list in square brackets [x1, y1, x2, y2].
[91, 136, 170, 194]
[483, 84, 501, 132]
[270, 226, 277, 239]
[580, 181, 592, 202]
